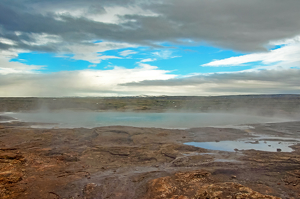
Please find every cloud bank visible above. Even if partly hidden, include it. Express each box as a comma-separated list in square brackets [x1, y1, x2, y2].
[1, 0, 300, 96]
[1, 68, 300, 97]
[1, 0, 300, 53]
[122, 69, 300, 95]
[0, 64, 177, 97]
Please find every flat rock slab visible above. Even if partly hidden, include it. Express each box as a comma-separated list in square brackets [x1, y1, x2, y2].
[0, 121, 300, 198]
[144, 170, 280, 199]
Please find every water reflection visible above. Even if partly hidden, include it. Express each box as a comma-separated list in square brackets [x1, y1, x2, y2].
[185, 140, 297, 152]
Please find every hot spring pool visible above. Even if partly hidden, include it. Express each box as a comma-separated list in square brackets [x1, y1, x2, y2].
[2, 111, 293, 129]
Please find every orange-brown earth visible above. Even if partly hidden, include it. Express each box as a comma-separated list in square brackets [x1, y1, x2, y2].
[0, 118, 300, 199]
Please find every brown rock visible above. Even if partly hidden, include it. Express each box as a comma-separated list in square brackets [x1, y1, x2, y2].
[0, 152, 23, 160]
[0, 171, 23, 184]
[194, 182, 280, 199]
[144, 170, 212, 199]
[144, 170, 280, 199]
[84, 183, 97, 194]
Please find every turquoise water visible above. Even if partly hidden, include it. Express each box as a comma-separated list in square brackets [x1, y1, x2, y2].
[3, 111, 291, 129]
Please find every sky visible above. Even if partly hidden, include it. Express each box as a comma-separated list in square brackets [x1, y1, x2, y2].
[1, 0, 300, 97]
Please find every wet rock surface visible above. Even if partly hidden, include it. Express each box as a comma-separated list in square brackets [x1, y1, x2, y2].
[0, 120, 300, 198]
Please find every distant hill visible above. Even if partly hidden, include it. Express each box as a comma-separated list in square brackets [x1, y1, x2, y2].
[0, 95, 300, 117]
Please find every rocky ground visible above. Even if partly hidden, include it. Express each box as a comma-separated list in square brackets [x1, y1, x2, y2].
[0, 116, 300, 198]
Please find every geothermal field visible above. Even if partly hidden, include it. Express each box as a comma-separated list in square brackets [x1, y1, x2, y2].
[1, 95, 300, 198]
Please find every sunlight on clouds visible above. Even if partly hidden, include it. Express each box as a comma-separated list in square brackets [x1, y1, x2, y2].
[2, 0, 300, 97]
[203, 35, 300, 71]
[137, 63, 158, 70]
[80, 64, 175, 88]
[120, 75, 299, 96]
[0, 37, 17, 46]
[269, 35, 300, 46]
[0, 64, 176, 97]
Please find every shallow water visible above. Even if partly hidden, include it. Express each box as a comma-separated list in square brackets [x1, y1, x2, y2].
[185, 140, 297, 152]
[2, 111, 292, 129]
[2, 111, 294, 129]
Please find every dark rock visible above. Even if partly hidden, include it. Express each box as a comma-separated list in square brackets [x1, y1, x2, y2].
[171, 157, 189, 167]
[83, 183, 98, 198]
[0, 152, 23, 160]
[108, 148, 131, 156]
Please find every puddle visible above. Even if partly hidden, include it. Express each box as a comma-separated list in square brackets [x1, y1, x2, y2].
[185, 140, 298, 152]
[214, 159, 240, 163]
[30, 125, 61, 129]
[211, 125, 255, 130]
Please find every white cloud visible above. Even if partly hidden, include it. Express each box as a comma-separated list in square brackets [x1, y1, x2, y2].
[121, 69, 300, 96]
[137, 63, 158, 70]
[269, 35, 300, 46]
[153, 50, 173, 59]
[88, 64, 97, 68]
[0, 49, 44, 75]
[61, 41, 136, 63]
[89, 6, 159, 24]
[119, 50, 137, 57]
[0, 64, 176, 97]
[0, 37, 16, 46]
[152, 50, 180, 60]
[21, 33, 62, 46]
[140, 58, 157, 62]
[203, 35, 300, 71]
[35, 4, 159, 25]
[10, 32, 136, 64]
[72, 54, 121, 64]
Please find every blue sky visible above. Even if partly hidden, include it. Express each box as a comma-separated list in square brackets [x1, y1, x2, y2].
[1, 0, 300, 96]
[10, 44, 247, 75]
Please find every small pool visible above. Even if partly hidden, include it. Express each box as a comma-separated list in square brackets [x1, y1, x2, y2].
[185, 140, 298, 152]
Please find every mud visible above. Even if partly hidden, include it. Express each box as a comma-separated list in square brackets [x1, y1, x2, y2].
[0, 120, 300, 198]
